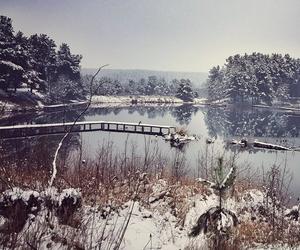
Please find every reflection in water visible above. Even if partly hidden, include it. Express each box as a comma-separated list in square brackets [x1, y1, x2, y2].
[205, 107, 300, 139]
[87, 105, 200, 126]
[1, 105, 300, 188]
[89, 105, 171, 119]
[1, 105, 300, 144]
[0, 133, 81, 170]
[1, 104, 300, 202]
[0, 109, 84, 126]
[171, 105, 198, 125]
[34, 110, 84, 124]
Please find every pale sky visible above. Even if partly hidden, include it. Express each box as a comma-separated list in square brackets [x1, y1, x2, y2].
[1, 0, 299, 72]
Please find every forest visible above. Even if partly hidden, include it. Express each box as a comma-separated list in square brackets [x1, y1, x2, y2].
[0, 16, 84, 102]
[207, 53, 300, 104]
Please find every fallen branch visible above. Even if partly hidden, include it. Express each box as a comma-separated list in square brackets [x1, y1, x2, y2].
[229, 139, 291, 151]
[253, 141, 290, 151]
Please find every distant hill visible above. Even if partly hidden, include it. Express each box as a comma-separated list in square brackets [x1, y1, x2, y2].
[81, 68, 208, 88]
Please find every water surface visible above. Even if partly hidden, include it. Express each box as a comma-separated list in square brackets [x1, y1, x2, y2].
[1, 104, 300, 199]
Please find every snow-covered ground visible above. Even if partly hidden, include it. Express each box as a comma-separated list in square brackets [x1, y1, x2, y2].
[92, 95, 184, 104]
[2, 179, 293, 249]
[91, 95, 208, 108]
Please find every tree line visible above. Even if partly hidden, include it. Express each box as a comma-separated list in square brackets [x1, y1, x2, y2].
[207, 53, 300, 104]
[0, 15, 84, 102]
[88, 75, 198, 101]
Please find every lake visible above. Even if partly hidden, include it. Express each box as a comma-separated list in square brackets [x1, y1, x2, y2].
[1, 104, 300, 200]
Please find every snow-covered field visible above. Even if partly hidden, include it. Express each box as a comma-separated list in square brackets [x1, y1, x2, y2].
[92, 95, 184, 104]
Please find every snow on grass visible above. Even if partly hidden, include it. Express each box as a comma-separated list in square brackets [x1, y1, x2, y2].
[43, 101, 87, 108]
[41, 187, 81, 208]
[193, 98, 207, 104]
[0, 182, 282, 249]
[58, 188, 81, 206]
[1, 187, 39, 203]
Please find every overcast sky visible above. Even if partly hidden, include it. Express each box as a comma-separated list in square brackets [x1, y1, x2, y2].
[1, 0, 299, 72]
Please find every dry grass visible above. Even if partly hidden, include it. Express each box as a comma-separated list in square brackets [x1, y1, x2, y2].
[1, 139, 300, 249]
[233, 219, 300, 248]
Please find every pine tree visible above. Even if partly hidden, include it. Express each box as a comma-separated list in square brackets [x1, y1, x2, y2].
[175, 79, 194, 102]
[207, 53, 300, 103]
[190, 157, 238, 248]
[145, 75, 157, 95]
[57, 43, 82, 81]
[28, 34, 57, 84]
[0, 16, 25, 91]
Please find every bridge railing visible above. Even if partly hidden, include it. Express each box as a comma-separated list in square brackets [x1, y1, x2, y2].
[0, 121, 176, 139]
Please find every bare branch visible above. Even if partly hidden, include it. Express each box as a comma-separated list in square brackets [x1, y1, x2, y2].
[49, 64, 109, 187]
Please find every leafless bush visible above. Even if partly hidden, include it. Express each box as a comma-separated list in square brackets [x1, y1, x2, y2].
[261, 162, 293, 242]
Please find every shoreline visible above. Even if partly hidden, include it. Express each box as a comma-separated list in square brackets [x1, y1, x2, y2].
[0, 95, 207, 117]
[2, 95, 300, 120]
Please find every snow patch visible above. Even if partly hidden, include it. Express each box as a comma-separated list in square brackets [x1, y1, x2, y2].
[2, 187, 39, 203]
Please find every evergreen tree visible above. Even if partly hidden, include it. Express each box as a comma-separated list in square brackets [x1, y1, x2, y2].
[137, 78, 147, 94]
[175, 79, 194, 102]
[190, 157, 238, 248]
[145, 75, 157, 95]
[0, 16, 25, 91]
[207, 53, 300, 104]
[28, 34, 57, 85]
[0, 15, 84, 99]
[57, 43, 82, 81]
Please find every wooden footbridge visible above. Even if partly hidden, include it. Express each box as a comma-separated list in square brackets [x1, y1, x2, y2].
[0, 121, 177, 139]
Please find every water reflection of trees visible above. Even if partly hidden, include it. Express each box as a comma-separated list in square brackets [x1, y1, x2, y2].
[0, 109, 84, 126]
[34, 110, 85, 124]
[205, 107, 300, 138]
[89, 106, 171, 119]
[0, 133, 81, 170]
[171, 105, 198, 125]
[88, 105, 199, 125]
[0, 105, 201, 170]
